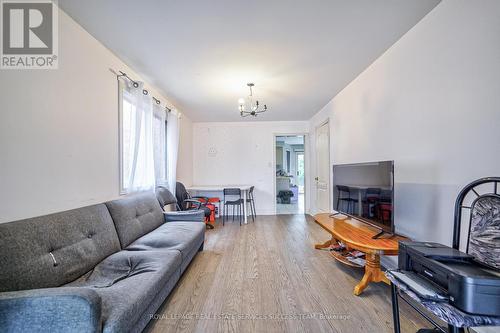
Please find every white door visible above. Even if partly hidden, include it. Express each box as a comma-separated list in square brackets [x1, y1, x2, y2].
[315, 122, 330, 213]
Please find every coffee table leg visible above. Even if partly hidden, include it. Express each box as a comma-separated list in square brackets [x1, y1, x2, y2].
[354, 253, 388, 295]
[354, 270, 372, 295]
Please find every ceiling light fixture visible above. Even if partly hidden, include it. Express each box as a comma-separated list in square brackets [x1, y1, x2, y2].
[238, 83, 268, 117]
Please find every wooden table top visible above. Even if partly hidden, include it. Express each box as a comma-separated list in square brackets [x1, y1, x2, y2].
[314, 213, 406, 255]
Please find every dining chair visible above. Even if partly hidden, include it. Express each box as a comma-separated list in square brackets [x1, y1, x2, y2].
[223, 188, 244, 226]
[245, 186, 256, 222]
[377, 189, 393, 226]
[336, 185, 357, 214]
[362, 187, 381, 218]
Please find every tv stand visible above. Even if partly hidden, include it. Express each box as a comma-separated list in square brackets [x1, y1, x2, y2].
[314, 213, 407, 295]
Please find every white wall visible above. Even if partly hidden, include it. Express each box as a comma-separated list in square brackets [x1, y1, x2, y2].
[176, 114, 194, 185]
[0, 8, 185, 223]
[192, 121, 309, 214]
[308, 0, 500, 248]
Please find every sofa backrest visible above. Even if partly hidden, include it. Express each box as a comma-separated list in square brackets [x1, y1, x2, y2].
[0, 204, 121, 292]
[105, 191, 165, 248]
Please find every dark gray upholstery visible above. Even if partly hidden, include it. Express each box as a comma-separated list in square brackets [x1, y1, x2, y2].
[0, 190, 205, 333]
[126, 221, 205, 265]
[130, 269, 180, 333]
[0, 287, 102, 333]
[164, 210, 205, 222]
[66, 250, 181, 333]
[105, 191, 165, 248]
[0, 204, 121, 292]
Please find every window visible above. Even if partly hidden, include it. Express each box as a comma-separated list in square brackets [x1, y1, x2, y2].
[119, 82, 167, 193]
[153, 104, 168, 186]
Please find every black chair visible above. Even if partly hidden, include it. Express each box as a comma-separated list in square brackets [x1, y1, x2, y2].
[155, 186, 205, 222]
[452, 177, 500, 267]
[362, 187, 381, 218]
[175, 182, 214, 229]
[377, 189, 393, 226]
[246, 186, 256, 222]
[336, 185, 357, 214]
[390, 177, 500, 333]
[223, 188, 244, 226]
[155, 186, 178, 210]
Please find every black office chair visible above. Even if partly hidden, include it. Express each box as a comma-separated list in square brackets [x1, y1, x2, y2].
[390, 177, 500, 333]
[246, 186, 256, 222]
[155, 186, 205, 222]
[175, 182, 214, 229]
[155, 186, 178, 210]
[336, 185, 357, 214]
[223, 188, 244, 226]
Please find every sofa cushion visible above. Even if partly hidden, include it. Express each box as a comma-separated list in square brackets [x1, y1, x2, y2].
[126, 222, 205, 262]
[105, 191, 165, 248]
[0, 204, 121, 292]
[66, 250, 181, 333]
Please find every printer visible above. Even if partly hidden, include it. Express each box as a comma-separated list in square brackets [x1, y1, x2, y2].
[398, 241, 500, 316]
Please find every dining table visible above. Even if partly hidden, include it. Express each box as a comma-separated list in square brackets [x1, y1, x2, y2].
[186, 185, 253, 224]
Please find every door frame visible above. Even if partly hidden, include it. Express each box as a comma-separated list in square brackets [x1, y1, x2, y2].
[314, 119, 331, 213]
[272, 133, 308, 215]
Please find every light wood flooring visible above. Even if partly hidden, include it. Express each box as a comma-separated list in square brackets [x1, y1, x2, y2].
[145, 214, 427, 333]
[277, 193, 305, 214]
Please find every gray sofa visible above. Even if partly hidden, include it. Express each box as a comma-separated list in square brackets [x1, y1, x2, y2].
[0, 191, 205, 333]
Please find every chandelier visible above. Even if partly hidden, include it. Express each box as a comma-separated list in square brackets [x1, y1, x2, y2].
[238, 83, 268, 117]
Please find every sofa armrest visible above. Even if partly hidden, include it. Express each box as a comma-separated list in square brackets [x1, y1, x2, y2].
[0, 287, 101, 333]
[164, 210, 205, 222]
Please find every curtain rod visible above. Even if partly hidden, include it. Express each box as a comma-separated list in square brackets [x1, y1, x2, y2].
[117, 70, 172, 112]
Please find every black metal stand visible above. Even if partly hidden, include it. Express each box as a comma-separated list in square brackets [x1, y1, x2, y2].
[390, 282, 465, 333]
[391, 283, 401, 333]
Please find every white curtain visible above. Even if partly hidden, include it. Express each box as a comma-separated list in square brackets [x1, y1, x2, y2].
[153, 103, 167, 186]
[166, 109, 181, 195]
[122, 81, 155, 192]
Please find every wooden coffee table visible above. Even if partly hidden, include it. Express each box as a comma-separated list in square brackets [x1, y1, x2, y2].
[314, 213, 407, 295]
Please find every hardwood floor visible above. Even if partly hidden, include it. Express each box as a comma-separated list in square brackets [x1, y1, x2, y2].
[145, 214, 427, 333]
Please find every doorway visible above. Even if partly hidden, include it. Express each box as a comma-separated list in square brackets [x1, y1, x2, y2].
[315, 121, 330, 213]
[275, 135, 306, 214]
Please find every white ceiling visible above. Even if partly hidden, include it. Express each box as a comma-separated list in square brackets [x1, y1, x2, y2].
[59, 0, 440, 122]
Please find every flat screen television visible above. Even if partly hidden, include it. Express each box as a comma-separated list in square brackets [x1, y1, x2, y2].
[332, 161, 394, 238]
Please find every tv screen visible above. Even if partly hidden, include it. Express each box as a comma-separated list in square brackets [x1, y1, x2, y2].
[332, 161, 394, 233]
